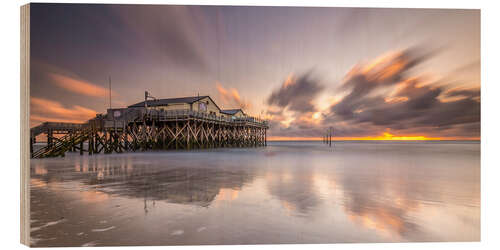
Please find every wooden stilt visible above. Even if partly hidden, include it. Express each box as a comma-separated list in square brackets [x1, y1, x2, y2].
[31, 111, 269, 158]
[88, 131, 93, 155]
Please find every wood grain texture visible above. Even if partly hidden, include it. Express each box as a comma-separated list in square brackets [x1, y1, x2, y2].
[20, 3, 30, 246]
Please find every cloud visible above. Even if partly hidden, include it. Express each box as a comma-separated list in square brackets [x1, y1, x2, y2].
[216, 82, 251, 109]
[111, 5, 208, 70]
[30, 115, 87, 125]
[267, 72, 324, 114]
[326, 47, 480, 138]
[30, 97, 97, 126]
[48, 73, 113, 98]
[332, 47, 437, 118]
[264, 72, 330, 138]
[264, 47, 480, 140]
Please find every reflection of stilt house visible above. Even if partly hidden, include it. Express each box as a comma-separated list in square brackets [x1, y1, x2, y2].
[31, 161, 254, 207]
[30, 94, 268, 158]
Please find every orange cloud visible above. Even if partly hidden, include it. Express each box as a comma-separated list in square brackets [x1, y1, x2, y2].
[48, 73, 113, 98]
[216, 82, 251, 109]
[30, 97, 97, 127]
[31, 115, 88, 124]
[361, 50, 409, 82]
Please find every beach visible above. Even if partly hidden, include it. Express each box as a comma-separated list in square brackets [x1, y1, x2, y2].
[30, 141, 480, 246]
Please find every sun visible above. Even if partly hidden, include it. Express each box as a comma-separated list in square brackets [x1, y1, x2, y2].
[355, 132, 441, 141]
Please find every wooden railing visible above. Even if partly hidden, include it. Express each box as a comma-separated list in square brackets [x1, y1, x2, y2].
[143, 109, 269, 127]
[31, 128, 90, 158]
[30, 122, 88, 137]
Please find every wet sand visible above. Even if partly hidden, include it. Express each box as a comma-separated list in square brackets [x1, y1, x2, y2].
[30, 141, 480, 246]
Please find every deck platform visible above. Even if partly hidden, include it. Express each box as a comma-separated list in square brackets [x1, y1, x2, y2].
[31, 108, 268, 158]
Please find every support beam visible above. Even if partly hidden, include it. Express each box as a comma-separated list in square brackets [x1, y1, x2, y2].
[32, 116, 269, 158]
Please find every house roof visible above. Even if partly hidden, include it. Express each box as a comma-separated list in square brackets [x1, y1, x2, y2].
[221, 109, 245, 115]
[128, 96, 209, 108]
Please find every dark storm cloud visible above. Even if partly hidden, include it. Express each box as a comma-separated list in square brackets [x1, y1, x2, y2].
[327, 47, 480, 137]
[332, 46, 439, 118]
[264, 47, 479, 139]
[30, 4, 208, 73]
[267, 72, 324, 113]
[443, 87, 480, 99]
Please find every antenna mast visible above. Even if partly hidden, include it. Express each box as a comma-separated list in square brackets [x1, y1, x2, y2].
[108, 76, 112, 110]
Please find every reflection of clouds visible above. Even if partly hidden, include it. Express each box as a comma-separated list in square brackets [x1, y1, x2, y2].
[312, 173, 340, 200]
[215, 188, 240, 201]
[30, 178, 48, 188]
[34, 164, 48, 175]
[262, 165, 424, 239]
[80, 190, 109, 203]
[265, 171, 320, 216]
[29, 144, 480, 243]
[344, 200, 419, 239]
[340, 173, 422, 239]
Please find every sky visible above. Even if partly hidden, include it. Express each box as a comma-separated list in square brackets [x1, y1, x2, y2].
[30, 3, 480, 140]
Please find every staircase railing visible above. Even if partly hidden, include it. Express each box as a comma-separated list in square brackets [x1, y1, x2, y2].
[32, 128, 91, 158]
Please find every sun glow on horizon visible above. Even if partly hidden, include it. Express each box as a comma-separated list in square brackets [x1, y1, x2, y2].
[351, 132, 441, 141]
[266, 132, 477, 141]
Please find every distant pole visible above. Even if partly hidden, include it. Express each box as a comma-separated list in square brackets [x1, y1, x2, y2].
[109, 76, 116, 132]
[329, 126, 333, 147]
[324, 127, 333, 146]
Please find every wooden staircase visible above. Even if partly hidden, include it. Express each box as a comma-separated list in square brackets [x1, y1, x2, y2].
[32, 129, 91, 158]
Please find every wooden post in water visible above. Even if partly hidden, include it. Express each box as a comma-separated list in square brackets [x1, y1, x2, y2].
[88, 131, 93, 155]
[47, 129, 53, 148]
[187, 120, 191, 150]
[329, 127, 333, 147]
[324, 127, 333, 147]
[104, 130, 108, 154]
[175, 120, 179, 150]
[264, 129, 267, 146]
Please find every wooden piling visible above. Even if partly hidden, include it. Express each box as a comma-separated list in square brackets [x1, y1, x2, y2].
[325, 127, 333, 147]
[88, 132, 93, 155]
[31, 111, 269, 158]
[47, 129, 53, 148]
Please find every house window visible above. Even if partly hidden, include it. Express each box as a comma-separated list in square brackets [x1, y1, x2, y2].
[199, 102, 207, 112]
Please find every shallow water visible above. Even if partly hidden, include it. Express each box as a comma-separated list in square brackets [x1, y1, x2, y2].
[30, 141, 480, 246]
